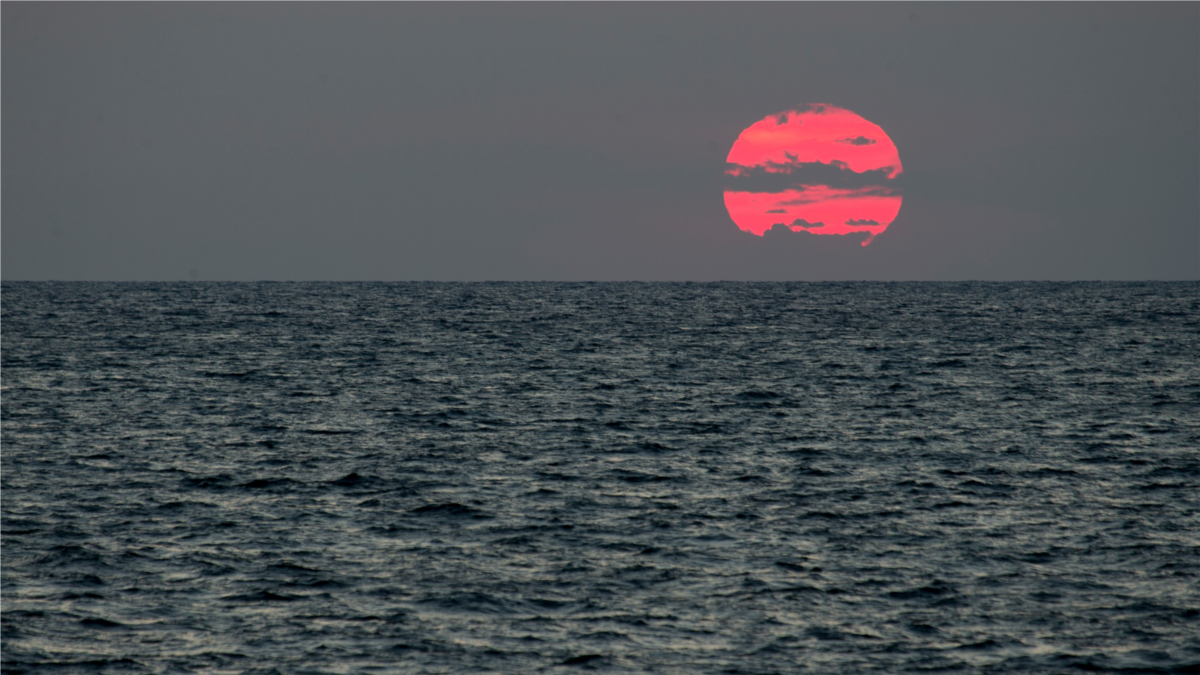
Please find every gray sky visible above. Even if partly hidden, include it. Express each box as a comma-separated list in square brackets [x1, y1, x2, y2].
[4, 2, 1197, 281]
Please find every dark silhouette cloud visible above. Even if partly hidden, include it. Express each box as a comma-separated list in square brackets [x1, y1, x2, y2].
[762, 222, 802, 237]
[765, 208, 788, 214]
[773, 186, 901, 205]
[791, 103, 829, 116]
[791, 219, 825, 229]
[766, 104, 829, 127]
[833, 187, 900, 200]
[837, 136, 877, 146]
[724, 159, 898, 193]
[845, 219, 880, 226]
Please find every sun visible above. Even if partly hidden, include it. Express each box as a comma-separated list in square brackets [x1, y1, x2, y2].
[723, 104, 903, 246]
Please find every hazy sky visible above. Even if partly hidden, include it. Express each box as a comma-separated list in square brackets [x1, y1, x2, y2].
[4, 2, 1197, 281]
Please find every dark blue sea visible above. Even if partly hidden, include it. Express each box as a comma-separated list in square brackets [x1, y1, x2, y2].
[3, 282, 1199, 674]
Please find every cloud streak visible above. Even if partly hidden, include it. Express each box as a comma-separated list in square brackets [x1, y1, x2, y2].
[724, 159, 900, 193]
[837, 136, 877, 146]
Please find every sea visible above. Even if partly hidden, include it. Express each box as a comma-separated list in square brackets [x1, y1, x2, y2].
[2, 281, 1198, 674]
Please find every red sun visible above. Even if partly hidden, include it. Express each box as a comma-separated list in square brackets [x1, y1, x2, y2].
[723, 104, 903, 246]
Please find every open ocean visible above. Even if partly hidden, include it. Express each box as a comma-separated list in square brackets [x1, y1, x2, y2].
[2, 281, 1198, 674]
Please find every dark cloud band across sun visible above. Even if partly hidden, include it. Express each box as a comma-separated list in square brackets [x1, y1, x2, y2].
[723, 105, 903, 245]
[724, 160, 899, 193]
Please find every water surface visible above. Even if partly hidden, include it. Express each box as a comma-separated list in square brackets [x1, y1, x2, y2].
[3, 282, 1198, 673]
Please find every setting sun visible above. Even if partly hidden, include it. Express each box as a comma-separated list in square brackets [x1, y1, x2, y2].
[724, 104, 903, 245]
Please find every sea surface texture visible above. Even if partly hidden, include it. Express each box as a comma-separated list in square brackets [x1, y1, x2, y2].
[3, 282, 1199, 674]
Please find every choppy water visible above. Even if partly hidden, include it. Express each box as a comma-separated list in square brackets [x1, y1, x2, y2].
[2, 282, 1199, 674]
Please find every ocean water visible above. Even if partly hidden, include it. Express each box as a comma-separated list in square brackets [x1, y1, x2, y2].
[2, 281, 1198, 674]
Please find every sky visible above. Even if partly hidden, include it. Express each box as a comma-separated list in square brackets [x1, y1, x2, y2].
[3, 2, 1197, 281]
